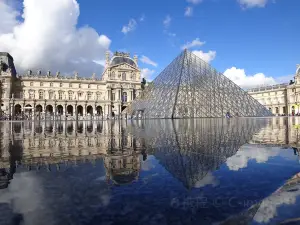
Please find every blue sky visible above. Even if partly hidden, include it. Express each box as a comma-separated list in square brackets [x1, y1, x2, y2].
[0, 0, 299, 88]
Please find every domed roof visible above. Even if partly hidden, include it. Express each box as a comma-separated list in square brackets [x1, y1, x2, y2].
[111, 169, 138, 185]
[110, 56, 136, 67]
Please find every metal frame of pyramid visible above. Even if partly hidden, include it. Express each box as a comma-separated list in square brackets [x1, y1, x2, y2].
[128, 50, 272, 119]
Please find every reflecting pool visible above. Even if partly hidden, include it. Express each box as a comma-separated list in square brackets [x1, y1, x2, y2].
[0, 117, 300, 225]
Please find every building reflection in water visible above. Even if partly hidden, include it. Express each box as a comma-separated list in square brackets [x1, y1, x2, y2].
[0, 118, 268, 189]
[1, 118, 300, 189]
[1, 118, 300, 224]
[0, 120, 145, 189]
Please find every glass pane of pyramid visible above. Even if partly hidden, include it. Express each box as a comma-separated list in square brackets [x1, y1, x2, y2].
[129, 50, 272, 118]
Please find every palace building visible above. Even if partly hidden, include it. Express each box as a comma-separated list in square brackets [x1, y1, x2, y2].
[0, 51, 142, 119]
[247, 65, 300, 116]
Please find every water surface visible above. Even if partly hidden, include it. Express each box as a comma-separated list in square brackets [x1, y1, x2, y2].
[0, 117, 300, 225]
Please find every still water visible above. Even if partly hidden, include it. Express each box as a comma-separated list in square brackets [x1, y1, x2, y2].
[0, 118, 300, 225]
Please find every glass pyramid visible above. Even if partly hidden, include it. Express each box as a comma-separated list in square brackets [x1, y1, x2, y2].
[129, 50, 272, 118]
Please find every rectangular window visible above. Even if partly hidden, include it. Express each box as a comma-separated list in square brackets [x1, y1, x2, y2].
[112, 93, 115, 101]
[29, 92, 34, 99]
[69, 92, 73, 100]
[59, 92, 63, 100]
[39, 91, 44, 100]
[87, 92, 92, 100]
[49, 92, 53, 99]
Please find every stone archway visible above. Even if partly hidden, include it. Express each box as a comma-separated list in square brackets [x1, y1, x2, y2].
[57, 105, 63, 115]
[46, 105, 53, 114]
[77, 105, 83, 116]
[96, 106, 103, 115]
[67, 105, 73, 116]
[87, 105, 93, 115]
[14, 104, 21, 115]
[36, 105, 43, 113]
[24, 104, 32, 115]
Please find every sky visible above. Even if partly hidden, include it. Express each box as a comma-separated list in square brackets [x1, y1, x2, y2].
[0, 0, 299, 89]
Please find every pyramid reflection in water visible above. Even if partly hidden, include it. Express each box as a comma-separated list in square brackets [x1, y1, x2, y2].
[130, 118, 268, 188]
[129, 50, 272, 118]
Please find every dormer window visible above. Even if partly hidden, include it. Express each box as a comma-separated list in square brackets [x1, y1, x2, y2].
[111, 71, 115, 80]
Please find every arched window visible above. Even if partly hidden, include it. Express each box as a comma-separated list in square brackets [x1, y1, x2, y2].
[50, 82, 53, 87]
[40, 82, 43, 87]
[122, 92, 127, 102]
[39, 90, 44, 99]
[30, 82, 33, 86]
[122, 72, 126, 81]
[111, 71, 115, 80]
[60, 83, 63, 87]
[79, 83, 81, 88]
[88, 84, 91, 88]
[132, 73, 136, 80]
[69, 83, 72, 88]
[29, 90, 34, 99]
[68, 91, 73, 100]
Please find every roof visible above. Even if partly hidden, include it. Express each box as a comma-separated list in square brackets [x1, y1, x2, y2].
[110, 56, 137, 68]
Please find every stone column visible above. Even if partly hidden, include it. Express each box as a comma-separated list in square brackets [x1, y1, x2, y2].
[104, 104, 107, 118]
[54, 103, 57, 120]
[64, 104, 67, 117]
[75, 103, 78, 120]
[84, 104, 87, 116]
[33, 102, 36, 120]
[107, 104, 111, 118]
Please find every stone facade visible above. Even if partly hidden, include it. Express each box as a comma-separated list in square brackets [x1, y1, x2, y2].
[248, 65, 300, 115]
[0, 51, 142, 119]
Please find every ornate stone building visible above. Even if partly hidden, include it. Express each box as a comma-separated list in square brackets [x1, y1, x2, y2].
[0, 51, 142, 119]
[248, 65, 300, 115]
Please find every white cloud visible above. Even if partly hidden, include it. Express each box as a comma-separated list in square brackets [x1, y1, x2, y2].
[181, 38, 206, 50]
[238, 0, 269, 8]
[192, 50, 216, 63]
[223, 67, 277, 89]
[194, 172, 219, 188]
[226, 145, 281, 171]
[163, 15, 171, 28]
[0, 1, 20, 35]
[274, 74, 294, 84]
[253, 181, 300, 224]
[139, 14, 145, 22]
[187, 0, 203, 4]
[140, 55, 158, 67]
[121, 19, 137, 34]
[0, 0, 111, 76]
[141, 68, 155, 81]
[184, 6, 193, 17]
[167, 32, 176, 37]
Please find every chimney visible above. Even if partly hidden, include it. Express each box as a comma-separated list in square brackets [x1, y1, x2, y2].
[105, 51, 110, 67]
[133, 55, 138, 66]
